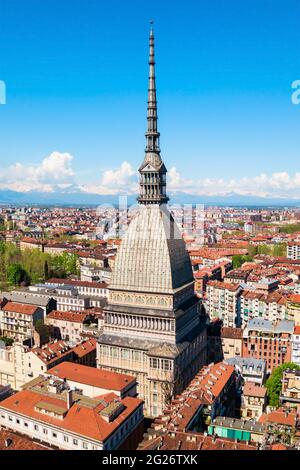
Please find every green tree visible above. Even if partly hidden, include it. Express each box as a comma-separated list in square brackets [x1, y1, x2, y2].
[232, 254, 253, 269]
[257, 244, 272, 255]
[279, 224, 300, 234]
[272, 243, 287, 257]
[7, 263, 29, 286]
[266, 363, 300, 407]
[0, 336, 14, 346]
[247, 245, 258, 257]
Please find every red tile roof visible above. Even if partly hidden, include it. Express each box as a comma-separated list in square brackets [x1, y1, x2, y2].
[3, 301, 39, 316]
[221, 327, 243, 340]
[30, 340, 73, 365]
[47, 361, 135, 392]
[243, 381, 266, 398]
[149, 362, 235, 434]
[259, 407, 297, 427]
[207, 280, 241, 292]
[288, 294, 300, 304]
[72, 338, 96, 357]
[0, 389, 142, 443]
[0, 429, 51, 450]
[47, 310, 88, 323]
[139, 431, 257, 451]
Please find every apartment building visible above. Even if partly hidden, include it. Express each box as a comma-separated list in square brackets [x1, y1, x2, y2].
[240, 290, 287, 327]
[225, 357, 267, 386]
[291, 326, 300, 366]
[241, 382, 267, 420]
[46, 361, 137, 398]
[45, 279, 108, 299]
[45, 310, 90, 343]
[0, 301, 44, 343]
[221, 327, 243, 360]
[286, 294, 300, 325]
[287, 242, 300, 260]
[280, 369, 300, 407]
[0, 339, 97, 390]
[242, 319, 294, 372]
[0, 374, 144, 450]
[206, 281, 243, 327]
[208, 417, 264, 444]
[0, 291, 55, 319]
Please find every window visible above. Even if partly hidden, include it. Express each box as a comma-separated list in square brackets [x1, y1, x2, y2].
[8, 416, 12, 422]
[121, 349, 129, 360]
[162, 359, 171, 371]
[63, 435, 69, 442]
[43, 428, 48, 435]
[52, 432, 57, 438]
[16, 419, 20, 424]
[73, 439, 78, 446]
[34, 425, 39, 431]
[150, 358, 159, 369]
[82, 442, 88, 449]
[24, 422, 28, 427]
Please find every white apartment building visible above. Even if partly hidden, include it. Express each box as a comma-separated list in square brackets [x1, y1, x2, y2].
[206, 281, 242, 328]
[0, 301, 44, 343]
[0, 374, 143, 450]
[291, 326, 300, 366]
[45, 279, 108, 299]
[240, 290, 287, 327]
[287, 242, 300, 260]
[0, 343, 27, 390]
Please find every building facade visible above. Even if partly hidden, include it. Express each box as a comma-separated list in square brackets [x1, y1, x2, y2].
[242, 319, 294, 372]
[241, 381, 267, 420]
[206, 281, 242, 327]
[291, 326, 300, 366]
[0, 301, 44, 343]
[0, 374, 143, 450]
[287, 242, 300, 260]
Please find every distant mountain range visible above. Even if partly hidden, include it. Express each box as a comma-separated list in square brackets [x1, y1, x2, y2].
[0, 189, 299, 208]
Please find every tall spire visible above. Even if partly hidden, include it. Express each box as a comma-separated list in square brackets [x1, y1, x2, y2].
[138, 23, 169, 205]
[146, 21, 159, 153]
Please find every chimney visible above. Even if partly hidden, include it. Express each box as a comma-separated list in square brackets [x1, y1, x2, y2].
[67, 390, 73, 410]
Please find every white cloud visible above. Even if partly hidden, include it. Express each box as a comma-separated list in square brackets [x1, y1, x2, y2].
[81, 161, 138, 195]
[0, 152, 75, 192]
[1, 154, 300, 200]
[167, 166, 300, 199]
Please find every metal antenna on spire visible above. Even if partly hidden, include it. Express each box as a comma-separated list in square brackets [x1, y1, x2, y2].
[138, 25, 169, 205]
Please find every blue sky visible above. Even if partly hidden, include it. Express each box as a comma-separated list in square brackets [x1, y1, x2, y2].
[0, 0, 300, 198]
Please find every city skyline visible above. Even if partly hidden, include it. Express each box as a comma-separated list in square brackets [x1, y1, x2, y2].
[1, 0, 300, 203]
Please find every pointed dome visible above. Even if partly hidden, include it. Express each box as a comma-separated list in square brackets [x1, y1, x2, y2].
[110, 205, 194, 294]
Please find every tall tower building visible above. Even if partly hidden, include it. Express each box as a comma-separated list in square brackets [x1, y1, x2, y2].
[97, 25, 207, 418]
